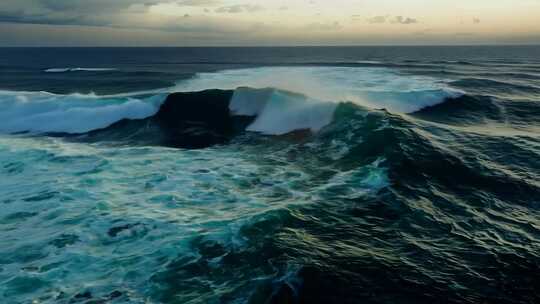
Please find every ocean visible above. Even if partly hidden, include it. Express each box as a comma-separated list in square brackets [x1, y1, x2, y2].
[0, 46, 539, 303]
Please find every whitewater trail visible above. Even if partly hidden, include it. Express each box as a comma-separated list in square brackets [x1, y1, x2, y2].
[44, 68, 118, 73]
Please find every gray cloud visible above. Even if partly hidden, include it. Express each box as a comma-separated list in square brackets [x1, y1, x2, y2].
[392, 16, 418, 24]
[0, 0, 263, 37]
[0, 0, 221, 26]
[215, 4, 264, 14]
[0, 0, 164, 25]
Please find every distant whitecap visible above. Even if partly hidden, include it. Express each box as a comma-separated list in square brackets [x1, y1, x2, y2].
[44, 67, 118, 73]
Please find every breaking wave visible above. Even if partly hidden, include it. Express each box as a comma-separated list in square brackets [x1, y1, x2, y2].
[2, 55, 540, 304]
[0, 66, 461, 137]
[0, 90, 164, 134]
[171, 66, 462, 113]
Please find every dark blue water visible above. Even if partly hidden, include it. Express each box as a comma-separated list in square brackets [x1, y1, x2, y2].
[0, 46, 539, 304]
[1, 46, 539, 94]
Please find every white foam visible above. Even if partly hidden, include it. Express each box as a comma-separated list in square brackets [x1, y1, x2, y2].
[44, 68, 118, 73]
[1, 66, 460, 136]
[229, 87, 274, 116]
[173, 66, 461, 113]
[44, 68, 71, 73]
[356, 60, 383, 64]
[0, 90, 164, 134]
[231, 88, 336, 135]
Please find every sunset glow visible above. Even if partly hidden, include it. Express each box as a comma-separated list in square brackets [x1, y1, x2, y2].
[0, 0, 539, 46]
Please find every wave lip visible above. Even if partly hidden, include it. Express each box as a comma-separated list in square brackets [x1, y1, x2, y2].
[0, 90, 164, 134]
[231, 88, 337, 135]
[44, 67, 118, 73]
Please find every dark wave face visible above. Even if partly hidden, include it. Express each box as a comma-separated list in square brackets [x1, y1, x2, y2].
[0, 46, 539, 304]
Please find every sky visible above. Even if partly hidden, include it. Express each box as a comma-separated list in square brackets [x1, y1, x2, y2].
[0, 0, 539, 46]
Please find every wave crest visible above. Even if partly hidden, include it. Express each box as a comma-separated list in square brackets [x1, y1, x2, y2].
[0, 67, 463, 139]
[0, 90, 164, 134]
[231, 88, 337, 135]
[172, 66, 461, 113]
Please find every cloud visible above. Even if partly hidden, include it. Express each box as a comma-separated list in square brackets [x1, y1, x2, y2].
[0, 0, 267, 35]
[0, 0, 172, 26]
[36, 0, 163, 14]
[0, 0, 224, 26]
[215, 4, 264, 14]
[366, 15, 387, 24]
[0, 0, 230, 33]
[391, 16, 418, 24]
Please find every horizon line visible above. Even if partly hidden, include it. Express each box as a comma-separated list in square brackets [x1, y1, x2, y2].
[1, 44, 539, 48]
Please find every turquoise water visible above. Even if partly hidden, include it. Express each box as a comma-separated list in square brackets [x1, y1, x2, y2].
[0, 132, 387, 302]
[1, 47, 540, 303]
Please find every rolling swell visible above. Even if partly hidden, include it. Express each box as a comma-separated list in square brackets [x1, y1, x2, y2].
[287, 120, 540, 303]
[449, 78, 540, 99]
[145, 96, 540, 303]
[66, 84, 539, 303]
[50, 87, 478, 150]
[411, 94, 505, 125]
[61, 87, 463, 149]
[1, 57, 540, 304]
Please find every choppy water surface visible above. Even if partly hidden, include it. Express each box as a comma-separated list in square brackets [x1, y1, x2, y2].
[0, 46, 539, 303]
